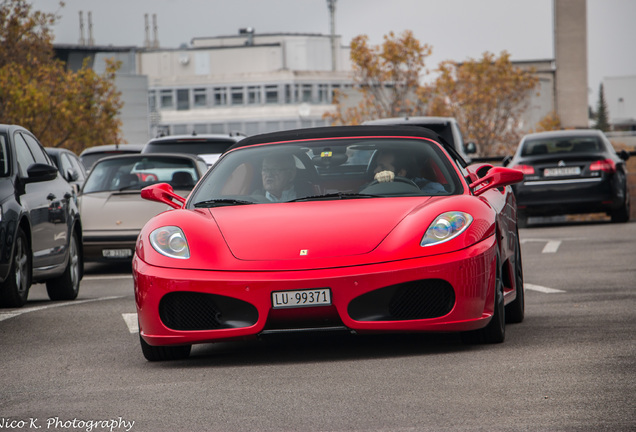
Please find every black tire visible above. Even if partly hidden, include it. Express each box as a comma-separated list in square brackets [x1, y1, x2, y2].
[46, 228, 82, 301]
[517, 211, 528, 228]
[505, 230, 525, 324]
[462, 249, 505, 344]
[0, 228, 32, 308]
[140, 334, 191, 361]
[610, 194, 630, 223]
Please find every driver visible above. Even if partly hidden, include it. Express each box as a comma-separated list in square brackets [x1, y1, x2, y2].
[373, 150, 446, 194]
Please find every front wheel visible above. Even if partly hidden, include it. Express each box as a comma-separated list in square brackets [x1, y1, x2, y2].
[462, 249, 505, 344]
[46, 228, 82, 301]
[0, 228, 32, 308]
[140, 334, 191, 361]
[505, 230, 525, 323]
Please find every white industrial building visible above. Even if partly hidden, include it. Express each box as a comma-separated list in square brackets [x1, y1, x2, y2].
[139, 32, 353, 137]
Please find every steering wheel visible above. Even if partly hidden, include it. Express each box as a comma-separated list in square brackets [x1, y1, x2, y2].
[366, 176, 419, 188]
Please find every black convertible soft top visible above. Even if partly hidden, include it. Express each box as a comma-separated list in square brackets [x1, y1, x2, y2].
[226, 125, 468, 167]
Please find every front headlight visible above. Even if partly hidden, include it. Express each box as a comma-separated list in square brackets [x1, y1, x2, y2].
[421, 212, 473, 247]
[149, 226, 190, 259]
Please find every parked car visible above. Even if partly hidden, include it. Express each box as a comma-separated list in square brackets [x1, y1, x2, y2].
[141, 132, 245, 167]
[133, 125, 525, 361]
[362, 116, 476, 163]
[0, 125, 83, 307]
[504, 129, 631, 226]
[79, 143, 144, 172]
[78, 153, 208, 262]
[45, 147, 87, 193]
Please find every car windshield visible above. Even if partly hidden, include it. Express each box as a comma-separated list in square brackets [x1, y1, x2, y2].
[188, 137, 462, 207]
[521, 136, 605, 156]
[83, 156, 200, 193]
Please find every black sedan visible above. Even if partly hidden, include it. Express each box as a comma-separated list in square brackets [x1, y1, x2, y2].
[0, 125, 83, 307]
[505, 129, 630, 226]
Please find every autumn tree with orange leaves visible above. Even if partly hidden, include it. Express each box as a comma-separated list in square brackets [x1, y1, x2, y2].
[324, 30, 432, 125]
[0, 0, 123, 153]
[426, 52, 539, 156]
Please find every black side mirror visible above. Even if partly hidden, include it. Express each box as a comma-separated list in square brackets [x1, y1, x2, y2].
[65, 168, 79, 182]
[464, 142, 477, 154]
[25, 163, 58, 183]
[618, 149, 630, 161]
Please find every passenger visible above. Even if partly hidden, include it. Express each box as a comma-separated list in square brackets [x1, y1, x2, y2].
[373, 150, 446, 194]
[260, 153, 298, 202]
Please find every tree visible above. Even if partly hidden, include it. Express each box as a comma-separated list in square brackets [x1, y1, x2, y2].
[324, 30, 432, 125]
[425, 51, 539, 156]
[534, 111, 562, 132]
[593, 83, 610, 132]
[0, 0, 123, 152]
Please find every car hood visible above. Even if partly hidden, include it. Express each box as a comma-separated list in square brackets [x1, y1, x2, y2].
[209, 198, 433, 261]
[79, 192, 176, 232]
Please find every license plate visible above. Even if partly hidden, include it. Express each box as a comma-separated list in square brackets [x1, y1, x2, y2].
[544, 167, 581, 177]
[272, 288, 331, 309]
[102, 249, 133, 258]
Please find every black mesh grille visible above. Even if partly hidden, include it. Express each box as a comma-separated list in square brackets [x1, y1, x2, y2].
[159, 292, 258, 331]
[348, 279, 455, 321]
[388, 280, 455, 320]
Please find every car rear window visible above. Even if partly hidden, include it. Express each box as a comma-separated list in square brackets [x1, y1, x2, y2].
[521, 137, 604, 156]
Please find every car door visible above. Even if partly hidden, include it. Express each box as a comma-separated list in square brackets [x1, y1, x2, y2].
[14, 131, 70, 270]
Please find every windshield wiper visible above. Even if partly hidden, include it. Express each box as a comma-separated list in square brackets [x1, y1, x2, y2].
[288, 192, 381, 202]
[193, 199, 254, 208]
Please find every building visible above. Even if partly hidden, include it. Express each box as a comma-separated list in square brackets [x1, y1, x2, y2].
[138, 32, 353, 137]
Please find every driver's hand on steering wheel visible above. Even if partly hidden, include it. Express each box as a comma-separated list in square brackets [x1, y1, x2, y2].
[374, 170, 395, 183]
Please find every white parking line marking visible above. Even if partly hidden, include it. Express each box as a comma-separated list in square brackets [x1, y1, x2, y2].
[525, 283, 566, 293]
[0, 296, 125, 322]
[542, 240, 562, 253]
[122, 313, 139, 333]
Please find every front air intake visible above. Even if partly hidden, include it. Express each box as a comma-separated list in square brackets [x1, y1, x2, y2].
[159, 292, 258, 331]
[348, 279, 455, 321]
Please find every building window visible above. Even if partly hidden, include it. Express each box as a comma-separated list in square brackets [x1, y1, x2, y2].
[193, 123, 208, 134]
[247, 86, 261, 104]
[177, 89, 190, 111]
[160, 89, 173, 109]
[285, 84, 297, 104]
[173, 124, 188, 135]
[148, 91, 157, 112]
[194, 88, 207, 107]
[301, 84, 313, 103]
[213, 87, 227, 106]
[265, 85, 279, 104]
[210, 123, 226, 133]
[231, 86, 244, 105]
[318, 84, 329, 103]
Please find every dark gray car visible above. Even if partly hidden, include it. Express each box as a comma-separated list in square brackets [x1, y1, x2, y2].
[0, 125, 83, 307]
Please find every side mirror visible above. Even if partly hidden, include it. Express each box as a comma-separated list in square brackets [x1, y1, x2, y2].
[141, 183, 185, 209]
[464, 142, 477, 154]
[501, 155, 512, 167]
[25, 163, 58, 183]
[65, 168, 79, 182]
[618, 150, 630, 161]
[470, 166, 524, 196]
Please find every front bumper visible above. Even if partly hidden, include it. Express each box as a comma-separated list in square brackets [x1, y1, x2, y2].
[134, 235, 497, 347]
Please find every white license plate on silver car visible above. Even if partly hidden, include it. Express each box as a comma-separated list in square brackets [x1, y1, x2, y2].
[102, 249, 133, 258]
[544, 167, 581, 177]
[272, 288, 331, 309]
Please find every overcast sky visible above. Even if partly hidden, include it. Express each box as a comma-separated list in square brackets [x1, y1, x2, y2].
[28, 0, 636, 106]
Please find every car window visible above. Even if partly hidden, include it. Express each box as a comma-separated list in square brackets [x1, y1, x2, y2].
[21, 133, 51, 165]
[189, 137, 462, 206]
[521, 136, 604, 156]
[68, 154, 87, 181]
[0, 134, 8, 177]
[14, 133, 36, 177]
[83, 156, 200, 193]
